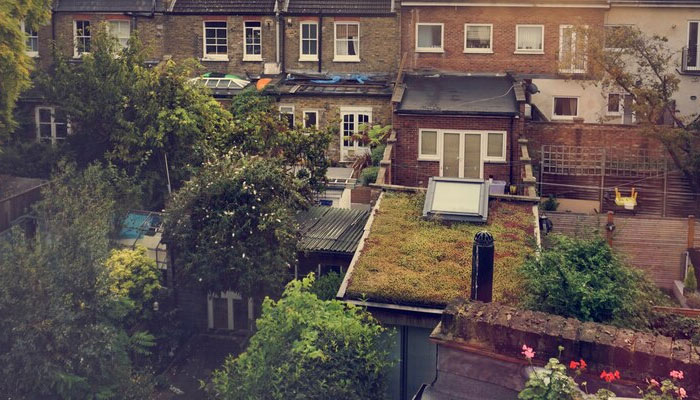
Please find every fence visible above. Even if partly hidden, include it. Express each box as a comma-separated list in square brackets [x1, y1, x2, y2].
[0, 183, 46, 233]
[539, 145, 698, 217]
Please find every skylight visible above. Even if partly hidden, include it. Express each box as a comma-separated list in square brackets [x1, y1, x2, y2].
[422, 177, 489, 223]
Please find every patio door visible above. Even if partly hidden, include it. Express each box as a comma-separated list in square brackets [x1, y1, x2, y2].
[441, 132, 482, 179]
[340, 108, 371, 161]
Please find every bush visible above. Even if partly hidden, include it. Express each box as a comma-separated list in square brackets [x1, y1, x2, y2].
[520, 234, 659, 329]
[684, 264, 697, 293]
[371, 144, 386, 167]
[540, 195, 559, 212]
[360, 166, 379, 186]
[650, 312, 700, 345]
[309, 272, 344, 300]
[687, 292, 700, 309]
[0, 141, 70, 179]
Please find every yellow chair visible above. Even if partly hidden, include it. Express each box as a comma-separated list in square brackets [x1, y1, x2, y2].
[614, 187, 638, 210]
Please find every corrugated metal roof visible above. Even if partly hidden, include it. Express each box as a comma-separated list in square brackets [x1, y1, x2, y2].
[286, 0, 394, 14]
[297, 206, 370, 254]
[171, 0, 276, 14]
[54, 0, 166, 12]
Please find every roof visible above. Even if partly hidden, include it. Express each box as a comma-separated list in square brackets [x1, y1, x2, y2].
[54, 0, 166, 12]
[400, 0, 609, 7]
[274, 73, 393, 97]
[611, 0, 700, 5]
[342, 192, 537, 308]
[396, 74, 520, 116]
[0, 175, 47, 202]
[170, 0, 276, 14]
[297, 206, 370, 254]
[192, 73, 251, 98]
[286, 0, 394, 15]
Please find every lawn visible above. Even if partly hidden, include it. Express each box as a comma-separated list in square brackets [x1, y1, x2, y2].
[345, 192, 537, 308]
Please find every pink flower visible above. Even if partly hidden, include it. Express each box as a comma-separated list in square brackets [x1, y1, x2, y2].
[677, 387, 687, 399]
[670, 370, 685, 380]
[521, 344, 535, 360]
[649, 379, 659, 387]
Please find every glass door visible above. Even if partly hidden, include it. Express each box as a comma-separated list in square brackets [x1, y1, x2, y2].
[442, 133, 461, 178]
[463, 133, 482, 179]
[441, 132, 483, 179]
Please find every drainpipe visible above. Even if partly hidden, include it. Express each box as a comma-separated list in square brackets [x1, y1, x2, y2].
[275, 3, 280, 67]
[509, 115, 514, 186]
[317, 13, 323, 73]
[280, 13, 286, 73]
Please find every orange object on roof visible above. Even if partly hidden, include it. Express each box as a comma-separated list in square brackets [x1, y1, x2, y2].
[256, 78, 272, 91]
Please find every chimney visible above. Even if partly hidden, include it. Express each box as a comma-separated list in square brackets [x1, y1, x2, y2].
[471, 231, 494, 303]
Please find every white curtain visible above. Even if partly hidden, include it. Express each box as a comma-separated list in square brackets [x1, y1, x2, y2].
[518, 26, 542, 50]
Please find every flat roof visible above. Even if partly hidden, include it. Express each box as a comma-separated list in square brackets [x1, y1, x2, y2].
[274, 74, 393, 97]
[343, 192, 536, 308]
[397, 74, 520, 116]
[54, 0, 166, 12]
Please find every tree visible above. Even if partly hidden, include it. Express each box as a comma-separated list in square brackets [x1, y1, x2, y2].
[0, 0, 51, 136]
[209, 275, 393, 400]
[0, 163, 153, 399]
[578, 25, 700, 192]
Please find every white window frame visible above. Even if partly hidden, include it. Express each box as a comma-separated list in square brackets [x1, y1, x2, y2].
[559, 24, 586, 74]
[484, 131, 506, 162]
[21, 21, 39, 57]
[279, 105, 295, 128]
[464, 23, 493, 54]
[202, 20, 229, 61]
[303, 110, 319, 128]
[35, 106, 71, 145]
[243, 21, 262, 61]
[333, 22, 360, 62]
[418, 129, 440, 161]
[606, 93, 622, 116]
[73, 20, 91, 58]
[686, 21, 700, 71]
[415, 23, 444, 53]
[515, 24, 544, 54]
[107, 20, 131, 50]
[206, 291, 254, 331]
[299, 21, 319, 61]
[552, 96, 579, 120]
[339, 106, 372, 161]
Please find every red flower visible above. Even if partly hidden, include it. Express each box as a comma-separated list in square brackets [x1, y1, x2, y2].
[600, 370, 620, 383]
[569, 360, 580, 370]
[579, 359, 587, 370]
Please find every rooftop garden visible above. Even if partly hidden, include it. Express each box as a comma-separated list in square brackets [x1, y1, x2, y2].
[345, 192, 536, 308]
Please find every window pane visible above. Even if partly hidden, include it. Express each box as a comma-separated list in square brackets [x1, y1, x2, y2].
[607, 94, 621, 113]
[487, 133, 504, 158]
[39, 124, 52, 138]
[336, 24, 348, 39]
[417, 25, 442, 49]
[304, 112, 317, 128]
[55, 123, 68, 138]
[39, 108, 52, 123]
[464, 134, 481, 179]
[466, 25, 491, 49]
[348, 24, 358, 37]
[420, 130, 437, 156]
[554, 98, 578, 116]
[517, 26, 542, 50]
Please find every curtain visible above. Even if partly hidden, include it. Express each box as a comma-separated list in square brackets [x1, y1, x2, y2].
[466, 25, 490, 49]
[518, 26, 542, 50]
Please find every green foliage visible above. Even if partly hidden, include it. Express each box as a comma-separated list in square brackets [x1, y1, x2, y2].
[0, 140, 69, 178]
[360, 166, 379, 186]
[309, 272, 344, 300]
[164, 155, 308, 297]
[371, 144, 386, 167]
[650, 313, 700, 345]
[687, 292, 700, 309]
[0, 164, 153, 399]
[355, 124, 392, 148]
[0, 0, 51, 136]
[518, 358, 584, 400]
[541, 195, 559, 212]
[685, 264, 697, 293]
[209, 275, 393, 400]
[521, 234, 659, 329]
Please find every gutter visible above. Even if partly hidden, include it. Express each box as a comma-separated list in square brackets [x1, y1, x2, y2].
[395, 111, 518, 117]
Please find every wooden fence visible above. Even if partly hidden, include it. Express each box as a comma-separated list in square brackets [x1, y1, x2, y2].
[0, 183, 45, 233]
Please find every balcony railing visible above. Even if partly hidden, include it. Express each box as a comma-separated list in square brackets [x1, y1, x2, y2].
[681, 45, 700, 73]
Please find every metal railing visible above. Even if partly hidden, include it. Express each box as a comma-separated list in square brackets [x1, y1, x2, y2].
[681, 45, 700, 73]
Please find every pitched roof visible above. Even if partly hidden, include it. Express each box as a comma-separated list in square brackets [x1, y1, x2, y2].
[400, 0, 608, 6]
[286, 0, 394, 15]
[397, 74, 520, 116]
[296, 207, 370, 254]
[0, 175, 47, 202]
[54, 0, 166, 12]
[170, 0, 276, 14]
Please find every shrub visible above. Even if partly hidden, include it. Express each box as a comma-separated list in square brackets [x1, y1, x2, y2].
[371, 144, 386, 167]
[687, 292, 700, 309]
[684, 264, 697, 293]
[309, 272, 344, 301]
[650, 312, 700, 345]
[540, 195, 559, 212]
[520, 234, 659, 329]
[360, 166, 379, 186]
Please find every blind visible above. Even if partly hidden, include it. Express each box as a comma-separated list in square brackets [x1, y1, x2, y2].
[466, 25, 490, 48]
[418, 25, 441, 48]
[518, 26, 542, 50]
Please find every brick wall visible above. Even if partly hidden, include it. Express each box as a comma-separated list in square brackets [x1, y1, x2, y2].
[392, 113, 521, 187]
[400, 6, 604, 75]
[277, 94, 392, 162]
[434, 299, 700, 398]
[283, 15, 401, 74]
[164, 14, 277, 75]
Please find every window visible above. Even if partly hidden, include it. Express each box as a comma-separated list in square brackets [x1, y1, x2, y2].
[423, 177, 490, 223]
[300, 22, 318, 61]
[202, 21, 228, 60]
[108, 20, 131, 50]
[416, 23, 443, 53]
[35, 107, 70, 145]
[340, 107, 371, 160]
[73, 20, 91, 57]
[207, 291, 252, 331]
[687, 21, 700, 70]
[559, 25, 586, 74]
[485, 132, 505, 162]
[552, 97, 578, 119]
[334, 22, 360, 62]
[244, 21, 262, 61]
[607, 93, 635, 123]
[464, 24, 492, 53]
[607, 93, 622, 114]
[21, 21, 38, 57]
[303, 110, 318, 128]
[279, 105, 294, 129]
[419, 129, 439, 160]
[516, 25, 543, 54]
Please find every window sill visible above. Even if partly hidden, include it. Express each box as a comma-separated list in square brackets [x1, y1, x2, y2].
[202, 56, 230, 62]
[514, 50, 544, 55]
[551, 116, 577, 121]
[242, 56, 263, 62]
[417, 157, 440, 162]
[416, 48, 444, 53]
[333, 57, 361, 63]
[484, 159, 507, 164]
[299, 57, 319, 62]
[464, 49, 493, 54]
[26, 52, 39, 58]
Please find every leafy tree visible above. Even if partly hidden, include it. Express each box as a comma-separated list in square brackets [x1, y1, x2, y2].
[0, 0, 51, 136]
[309, 271, 344, 300]
[579, 25, 700, 192]
[0, 163, 154, 399]
[520, 234, 659, 329]
[209, 275, 393, 400]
